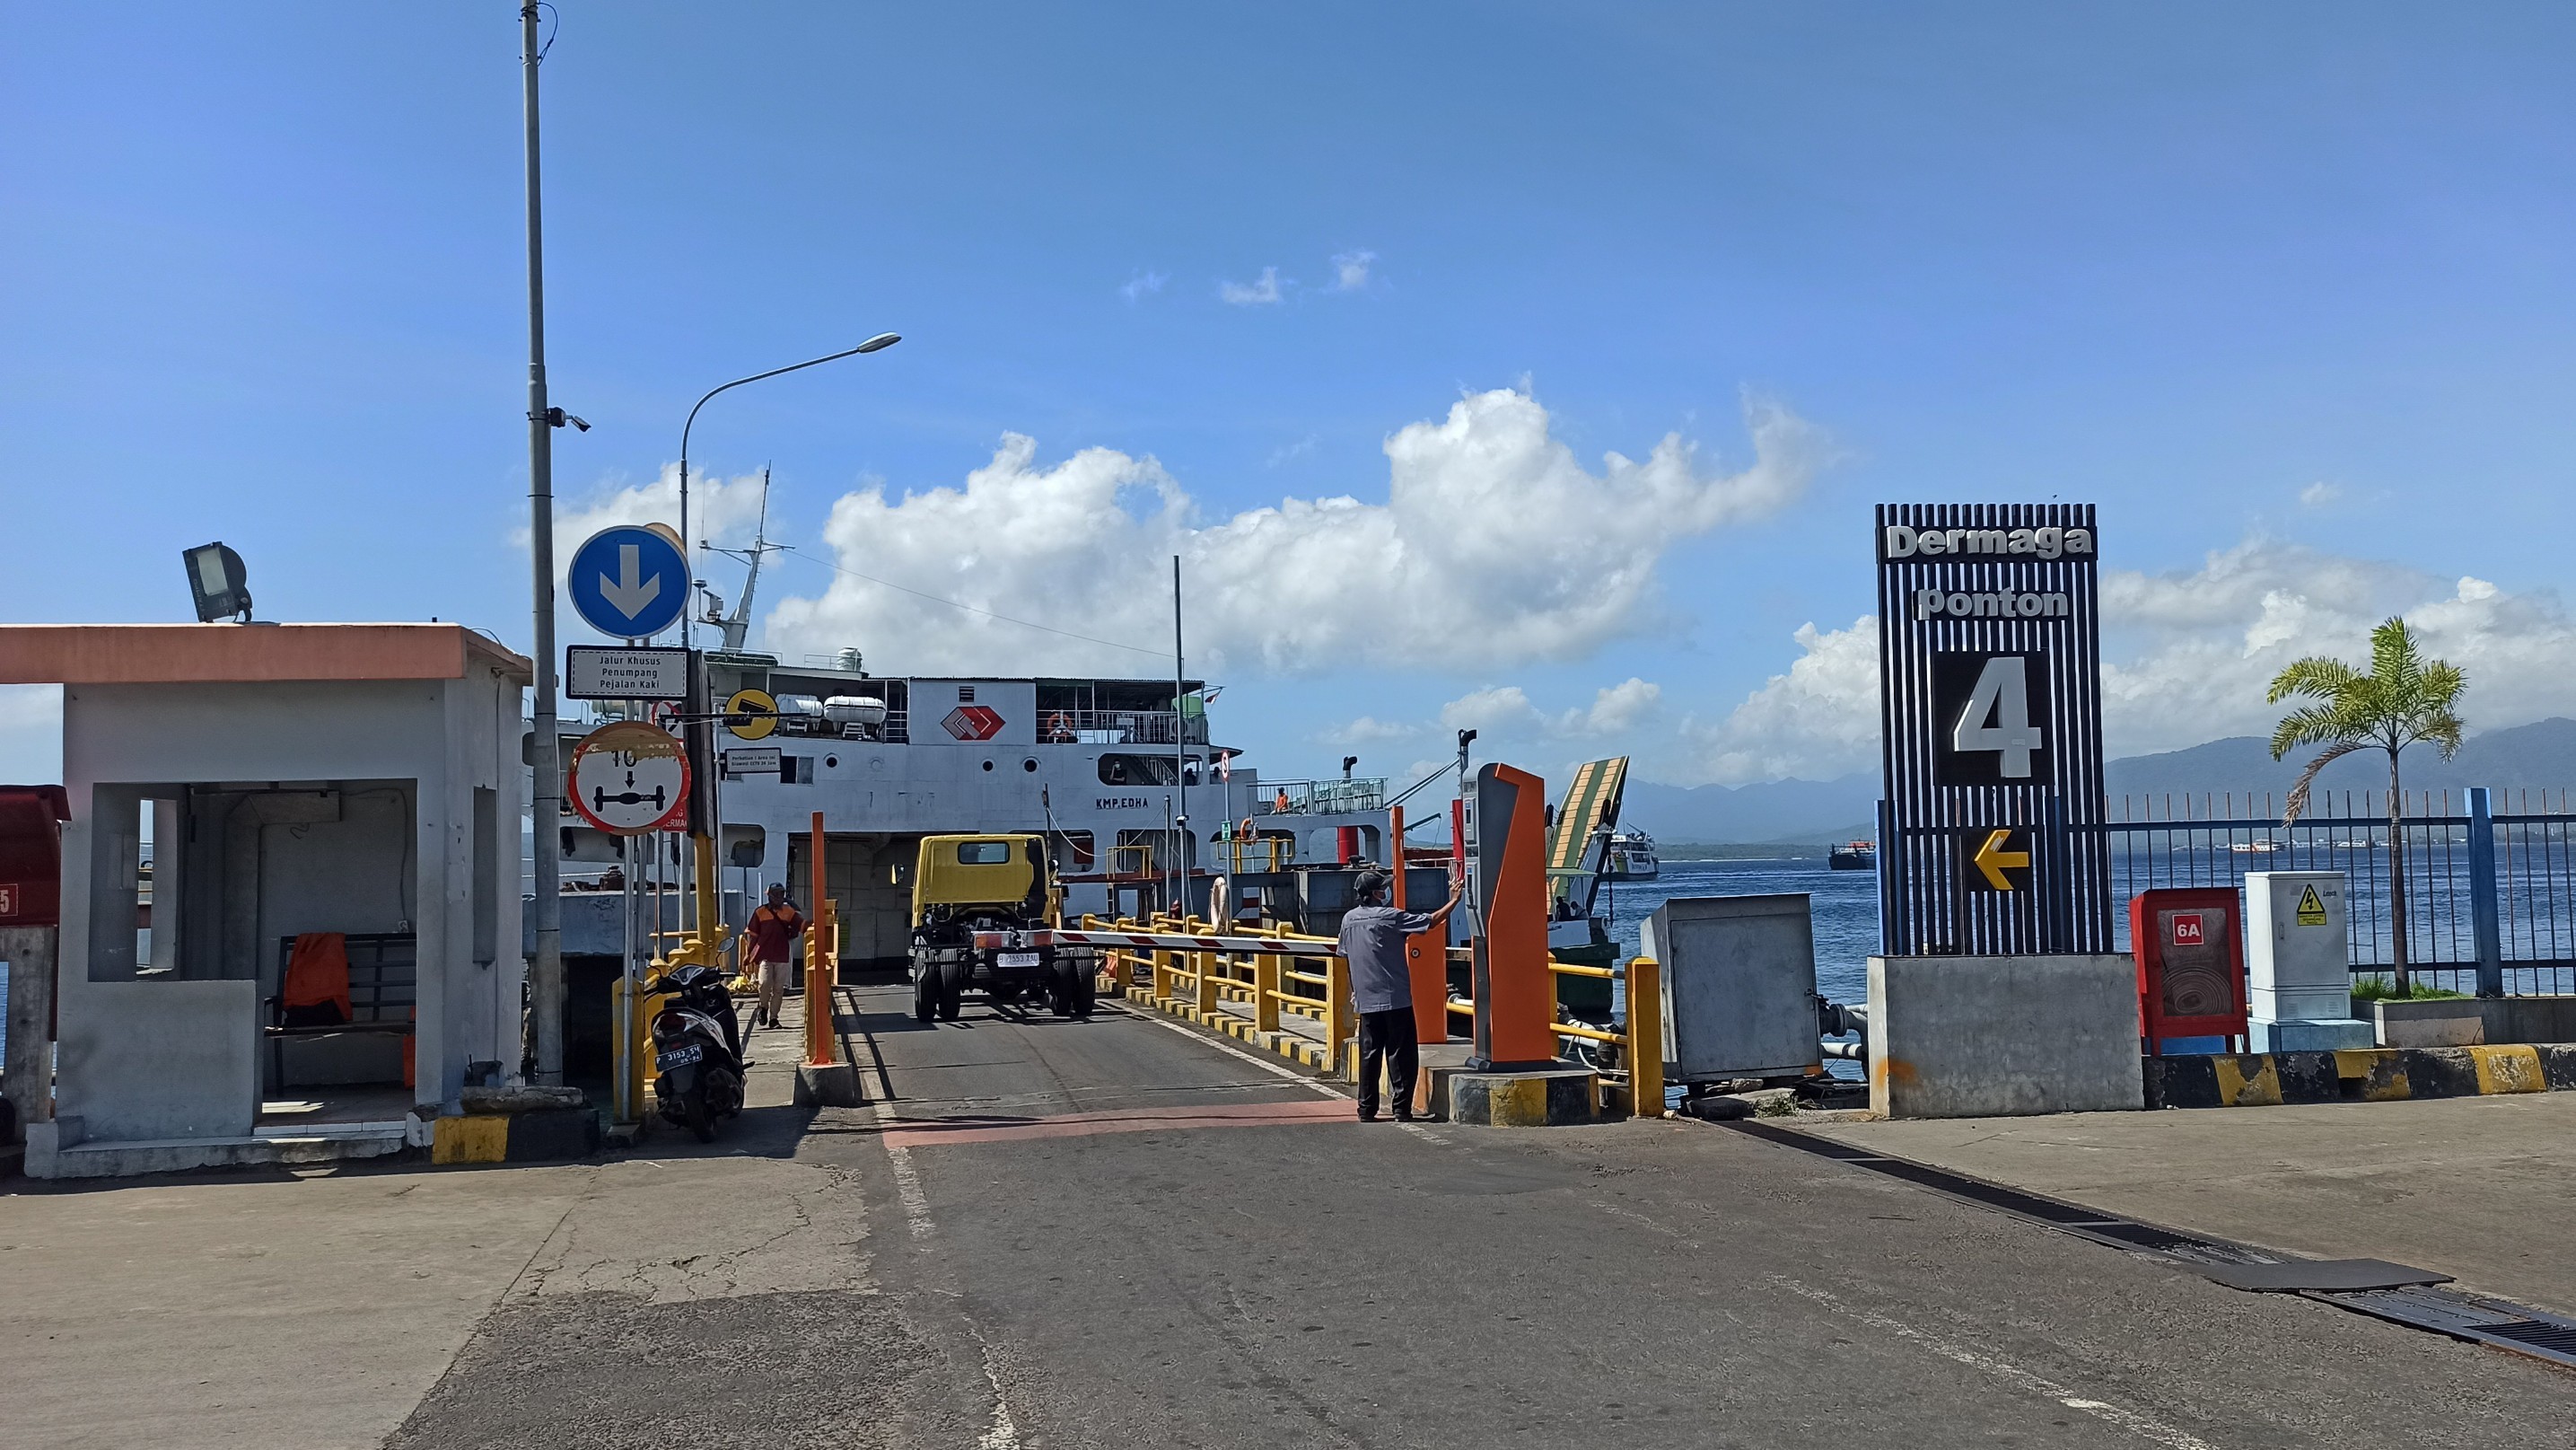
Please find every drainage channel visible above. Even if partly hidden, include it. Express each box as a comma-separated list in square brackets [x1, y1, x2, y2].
[1720, 1119, 2576, 1373]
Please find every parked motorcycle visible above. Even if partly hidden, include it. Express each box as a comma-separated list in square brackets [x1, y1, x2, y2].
[648, 964, 746, 1142]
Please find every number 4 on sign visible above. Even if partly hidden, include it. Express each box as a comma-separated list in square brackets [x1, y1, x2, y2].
[1953, 655, 2045, 778]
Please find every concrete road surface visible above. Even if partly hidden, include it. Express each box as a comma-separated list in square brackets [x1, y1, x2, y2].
[8, 984, 2572, 1447]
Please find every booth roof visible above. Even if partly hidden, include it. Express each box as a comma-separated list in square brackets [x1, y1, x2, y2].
[0, 624, 533, 686]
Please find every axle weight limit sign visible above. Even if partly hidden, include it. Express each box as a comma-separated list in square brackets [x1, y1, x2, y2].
[568, 720, 690, 835]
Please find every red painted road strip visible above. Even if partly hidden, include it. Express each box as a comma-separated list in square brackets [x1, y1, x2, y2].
[882, 1097, 1354, 1148]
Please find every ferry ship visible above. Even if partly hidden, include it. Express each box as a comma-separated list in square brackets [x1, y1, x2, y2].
[1604, 828, 1660, 881]
[1828, 839, 1876, 871]
[556, 649, 1396, 971]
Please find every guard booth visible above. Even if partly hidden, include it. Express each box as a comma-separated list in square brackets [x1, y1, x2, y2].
[0, 624, 530, 1178]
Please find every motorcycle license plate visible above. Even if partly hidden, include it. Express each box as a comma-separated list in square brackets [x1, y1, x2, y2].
[656, 1044, 704, 1070]
[996, 952, 1041, 969]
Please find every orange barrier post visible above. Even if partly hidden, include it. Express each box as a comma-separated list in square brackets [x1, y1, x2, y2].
[1393, 804, 1450, 1043]
[1469, 763, 1556, 1069]
[804, 810, 831, 1066]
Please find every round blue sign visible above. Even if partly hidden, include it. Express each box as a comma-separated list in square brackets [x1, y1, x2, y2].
[566, 526, 689, 640]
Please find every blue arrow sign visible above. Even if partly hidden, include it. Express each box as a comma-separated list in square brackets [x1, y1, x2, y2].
[566, 525, 689, 640]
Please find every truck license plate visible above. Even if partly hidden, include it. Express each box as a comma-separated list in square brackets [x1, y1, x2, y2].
[996, 952, 1041, 969]
[656, 1044, 703, 1070]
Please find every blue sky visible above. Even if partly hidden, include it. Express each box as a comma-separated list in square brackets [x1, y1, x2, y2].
[8, 3, 2576, 788]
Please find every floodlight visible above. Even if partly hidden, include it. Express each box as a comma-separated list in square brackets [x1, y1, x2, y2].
[183, 542, 253, 623]
[854, 333, 901, 353]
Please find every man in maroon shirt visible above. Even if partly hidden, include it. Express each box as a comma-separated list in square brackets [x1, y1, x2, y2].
[744, 883, 806, 1029]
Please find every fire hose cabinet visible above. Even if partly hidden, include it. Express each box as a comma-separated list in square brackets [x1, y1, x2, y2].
[2129, 886, 2246, 1054]
[0, 785, 71, 928]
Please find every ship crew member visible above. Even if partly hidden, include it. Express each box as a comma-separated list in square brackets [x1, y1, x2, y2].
[1336, 868, 1463, 1122]
[1274, 787, 1292, 814]
[744, 883, 807, 1030]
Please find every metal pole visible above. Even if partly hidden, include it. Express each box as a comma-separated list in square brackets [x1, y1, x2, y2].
[521, 1, 565, 1086]
[2469, 786, 2504, 997]
[2, 926, 58, 1138]
[1171, 556, 1186, 920]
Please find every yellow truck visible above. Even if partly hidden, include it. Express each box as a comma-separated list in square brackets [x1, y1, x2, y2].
[906, 833, 1094, 1023]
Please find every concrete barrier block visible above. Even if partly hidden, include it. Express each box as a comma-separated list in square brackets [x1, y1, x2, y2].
[2212, 1054, 2282, 1107]
[795, 1062, 863, 1108]
[1444, 1068, 1596, 1127]
[2400, 1048, 2481, 1098]
[2144, 1055, 2219, 1110]
[504, 1106, 601, 1162]
[2375, 999, 2484, 1048]
[2537, 1043, 2576, 1090]
[1868, 955, 2143, 1119]
[2332, 1048, 2411, 1101]
[2466, 1044, 2545, 1095]
[2273, 1050, 2344, 1103]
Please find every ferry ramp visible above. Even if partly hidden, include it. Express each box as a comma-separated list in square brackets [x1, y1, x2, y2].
[811, 979, 2571, 1449]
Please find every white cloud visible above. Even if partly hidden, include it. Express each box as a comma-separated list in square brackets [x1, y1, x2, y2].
[1436, 678, 1661, 739]
[1324, 715, 1422, 745]
[764, 386, 1827, 675]
[1686, 617, 1881, 784]
[1683, 538, 2576, 784]
[1120, 269, 1168, 302]
[1266, 434, 1319, 467]
[1331, 250, 1376, 291]
[2299, 480, 2340, 507]
[1220, 267, 1285, 305]
[530, 464, 770, 587]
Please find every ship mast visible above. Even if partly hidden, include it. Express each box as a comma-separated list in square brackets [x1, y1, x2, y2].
[704, 466, 778, 654]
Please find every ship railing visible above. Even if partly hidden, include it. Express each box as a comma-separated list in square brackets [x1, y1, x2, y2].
[1037, 709, 1207, 746]
[1259, 778, 1389, 815]
[1219, 838, 1292, 874]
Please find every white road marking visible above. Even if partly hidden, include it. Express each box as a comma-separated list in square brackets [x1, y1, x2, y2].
[883, 1137, 935, 1239]
[1771, 1277, 2216, 1450]
[1110, 1002, 1450, 1142]
[974, 1334, 1023, 1450]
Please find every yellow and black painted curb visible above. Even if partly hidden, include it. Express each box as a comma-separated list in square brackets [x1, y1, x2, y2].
[429, 1107, 602, 1164]
[1434, 1066, 1600, 1127]
[2148, 1043, 2576, 1110]
[1120, 985, 1337, 1073]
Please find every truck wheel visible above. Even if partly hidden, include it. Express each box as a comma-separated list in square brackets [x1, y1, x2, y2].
[939, 959, 969, 1021]
[912, 969, 938, 1024]
[1072, 971, 1096, 1019]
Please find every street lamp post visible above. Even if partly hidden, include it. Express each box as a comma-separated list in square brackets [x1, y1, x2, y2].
[671, 335, 900, 927]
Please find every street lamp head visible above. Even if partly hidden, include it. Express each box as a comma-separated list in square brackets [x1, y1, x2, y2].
[854, 332, 901, 354]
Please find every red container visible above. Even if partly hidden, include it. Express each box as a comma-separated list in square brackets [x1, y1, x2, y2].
[2128, 886, 2247, 1052]
[0, 786, 71, 927]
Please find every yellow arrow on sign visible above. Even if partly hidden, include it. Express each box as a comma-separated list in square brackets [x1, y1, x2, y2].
[1970, 829, 2029, 891]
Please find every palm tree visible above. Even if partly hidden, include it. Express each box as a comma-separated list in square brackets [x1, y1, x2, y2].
[2267, 617, 2466, 994]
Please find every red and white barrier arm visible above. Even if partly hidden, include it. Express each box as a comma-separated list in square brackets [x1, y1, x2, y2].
[969, 927, 1344, 956]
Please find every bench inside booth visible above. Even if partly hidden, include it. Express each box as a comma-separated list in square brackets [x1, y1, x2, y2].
[265, 933, 416, 1089]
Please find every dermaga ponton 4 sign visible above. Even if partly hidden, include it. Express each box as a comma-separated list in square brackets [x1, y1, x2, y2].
[1873, 504, 2112, 956]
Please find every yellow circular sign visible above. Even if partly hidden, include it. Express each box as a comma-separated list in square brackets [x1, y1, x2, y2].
[723, 688, 779, 740]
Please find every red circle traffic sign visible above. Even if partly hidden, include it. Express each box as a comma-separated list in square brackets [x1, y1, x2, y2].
[568, 720, 690, 835]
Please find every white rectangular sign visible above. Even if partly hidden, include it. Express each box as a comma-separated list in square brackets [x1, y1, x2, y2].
[723, 747, 784, 775]
[566, 646, 689, 700]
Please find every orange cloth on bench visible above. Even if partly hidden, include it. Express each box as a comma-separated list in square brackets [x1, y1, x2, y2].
[283, 932, 353, 1021]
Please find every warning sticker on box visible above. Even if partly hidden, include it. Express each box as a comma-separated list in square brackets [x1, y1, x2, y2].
[2294, 883, 2329, 927]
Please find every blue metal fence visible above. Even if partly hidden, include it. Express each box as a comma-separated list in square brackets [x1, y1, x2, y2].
[2098, 786, 2576, 997]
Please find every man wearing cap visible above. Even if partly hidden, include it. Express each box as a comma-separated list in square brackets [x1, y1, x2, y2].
[1336, 866, 1464, 1122]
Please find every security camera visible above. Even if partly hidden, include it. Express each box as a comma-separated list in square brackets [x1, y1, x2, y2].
[540, 407, 590, 431]
[565, 414, 590, 432]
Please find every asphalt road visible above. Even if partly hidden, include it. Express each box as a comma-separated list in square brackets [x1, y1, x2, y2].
[390, 983, 2573, 1448]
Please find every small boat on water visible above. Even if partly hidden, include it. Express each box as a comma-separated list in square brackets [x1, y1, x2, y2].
[1828, 839, 1875, 871]
[1605, 828, 1660, 881]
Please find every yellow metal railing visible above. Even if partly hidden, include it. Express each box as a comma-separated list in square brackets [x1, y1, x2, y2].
[1443, 954, 1666, 1119]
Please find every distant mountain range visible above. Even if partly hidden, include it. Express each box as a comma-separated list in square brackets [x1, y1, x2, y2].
[1621, 717, 2576, 845]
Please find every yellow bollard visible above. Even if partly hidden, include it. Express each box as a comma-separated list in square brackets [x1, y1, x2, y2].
[1194, 949, 1219, 1015]
[1628, 956, 1665, 1120]
[1326, 953, 1354, 1077]
[1254, 953, 1282, 1033]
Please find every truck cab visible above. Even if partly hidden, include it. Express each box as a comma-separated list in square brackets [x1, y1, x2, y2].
[905, 833, 1092, 1022]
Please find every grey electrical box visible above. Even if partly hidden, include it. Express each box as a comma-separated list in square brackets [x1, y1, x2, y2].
[2245, 871, 2350, 1021]
[1642, 894, 1820, 1082]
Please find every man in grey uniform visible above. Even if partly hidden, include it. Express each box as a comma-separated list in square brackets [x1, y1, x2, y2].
[1336, 868, 1464, 1121]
